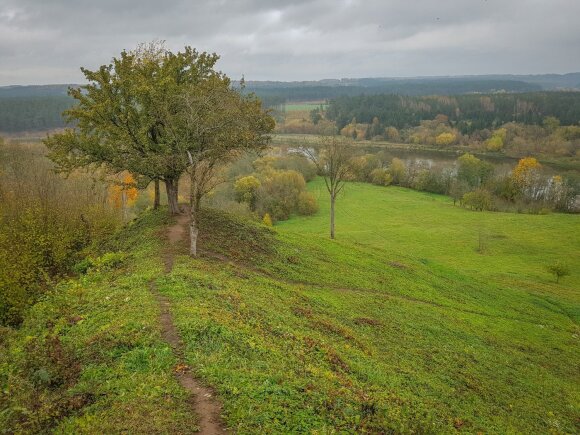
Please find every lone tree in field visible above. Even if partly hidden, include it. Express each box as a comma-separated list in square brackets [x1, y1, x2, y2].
[546, 261, 570, 284]
[302, 136, 353, 239]
[45, 43, 226, 215]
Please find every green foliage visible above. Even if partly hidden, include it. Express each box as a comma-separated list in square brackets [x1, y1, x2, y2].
[485, 128, 506, 151]
[457, 153, 494, 188]
[0, 210, 195, 433]
[297, 191, 319, 215]
[435, 132, 456, 146]
[256, 170, 316, 221]
[0, 142, 122, 326]
[369, 168, 393, 186]
[388, 157, 407, 185]
[234, 175, 261, 211]
[546, 261, 570, 283]
[326, 92, 580, 132]
[0, 96, 73, 133]
[271, 154, 318, 182]
[262, 213, 273, 226]
[462, 188, 495, 211]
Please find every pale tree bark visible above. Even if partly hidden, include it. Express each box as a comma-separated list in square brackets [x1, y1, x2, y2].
[165, 177, 180, 215]
[188, 158, 200, 256]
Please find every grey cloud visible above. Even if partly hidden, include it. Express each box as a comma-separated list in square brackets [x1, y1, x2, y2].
[0, 0, 579, 85]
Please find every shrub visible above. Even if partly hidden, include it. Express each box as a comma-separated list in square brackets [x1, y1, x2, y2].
[370, 168, 393, 186]
[262, 213, 273, 226]
[234, 175, 261, 211]
[462, 189, 494, 211]
[92, 252, 126, 270]
[256, 170, 307, 221]
[435, 132, 456, 146]
[297, 192, 319, 215]
[546, 261, 570, 283]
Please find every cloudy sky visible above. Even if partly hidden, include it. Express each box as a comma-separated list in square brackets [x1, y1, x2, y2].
[1, 0, 579, 85]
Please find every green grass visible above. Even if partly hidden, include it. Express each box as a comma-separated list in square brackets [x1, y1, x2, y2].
[279, 178, 580, 292]
[284, 102, 328, 112]
[0, 212, 197, 433]
[2, 183, 579, 433]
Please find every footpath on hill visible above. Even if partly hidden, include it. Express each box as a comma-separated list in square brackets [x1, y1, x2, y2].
[152, 210, 227, 435]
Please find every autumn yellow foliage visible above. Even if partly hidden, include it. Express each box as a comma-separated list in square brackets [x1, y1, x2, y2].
[110, 174, 139, 208]
[512, 157, 541, 186]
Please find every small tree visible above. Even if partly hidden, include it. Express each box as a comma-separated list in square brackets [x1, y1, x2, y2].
[302, 136, 353, 239]
[234, 175, 261, 211]
[262, 213, 273, 226]
[171, 79, 274, 256]
[546, 261, 570, 283]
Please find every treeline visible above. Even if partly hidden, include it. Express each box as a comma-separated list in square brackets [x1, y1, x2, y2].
[347, 151, 578, 213]
[0, 96, 73, 132]
[250, 79, 541, 104]
[326, 92, 580, 133]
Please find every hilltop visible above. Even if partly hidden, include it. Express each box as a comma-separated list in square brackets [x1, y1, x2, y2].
[1, 183, 578, 433]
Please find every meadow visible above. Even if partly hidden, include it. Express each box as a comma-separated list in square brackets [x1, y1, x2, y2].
[2, 180, 578, 433]
[279, 178, 580, 291]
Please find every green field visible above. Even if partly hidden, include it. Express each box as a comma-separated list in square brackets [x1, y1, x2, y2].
[2, 182, 579, 433]
[279, 178, 580, 291]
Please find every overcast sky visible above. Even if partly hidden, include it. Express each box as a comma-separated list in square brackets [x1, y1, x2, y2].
[1, 0, 579, 85]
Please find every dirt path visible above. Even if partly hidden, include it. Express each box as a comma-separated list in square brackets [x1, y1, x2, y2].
[154, 210, 227, 434]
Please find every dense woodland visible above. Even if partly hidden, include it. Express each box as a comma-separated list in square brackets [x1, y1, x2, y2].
[0, 96, 72, 132]
[325, 92, 580, 132]
[2, 74, 580, 133]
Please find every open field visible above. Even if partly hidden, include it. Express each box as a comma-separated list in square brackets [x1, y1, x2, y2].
[2, 183, 579, 433]
[284, 102, 328, 112]
[279, 178, 580, 291]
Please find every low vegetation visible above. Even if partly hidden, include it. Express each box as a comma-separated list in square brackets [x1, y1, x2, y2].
[0, 141, 124, 326]
[2, 182, 578, 432]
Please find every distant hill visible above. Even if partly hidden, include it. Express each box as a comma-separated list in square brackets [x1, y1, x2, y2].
[1, 74, 579, 133]
[0, 84, 73, 98]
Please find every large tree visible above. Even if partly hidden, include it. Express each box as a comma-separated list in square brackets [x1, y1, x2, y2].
[44, 43, 224, 214]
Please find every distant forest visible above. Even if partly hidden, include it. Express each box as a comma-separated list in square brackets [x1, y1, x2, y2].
[0, 96, 73, 132]
[1, 74, 579, 133]
[326, 92, 580, 133]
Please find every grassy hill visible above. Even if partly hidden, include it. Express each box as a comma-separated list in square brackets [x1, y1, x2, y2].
[1, 182, 579, 433]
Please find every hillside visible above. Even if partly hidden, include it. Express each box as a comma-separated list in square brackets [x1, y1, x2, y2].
[1, 185, 579, 433]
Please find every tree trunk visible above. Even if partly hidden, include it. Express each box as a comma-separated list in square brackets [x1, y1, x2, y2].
[153, 179, 160, 209]
[190, 200, 200, 257]
[189, 167, 202, 256]
[165, 178, 180, 215]
[330, 194, 335, 239]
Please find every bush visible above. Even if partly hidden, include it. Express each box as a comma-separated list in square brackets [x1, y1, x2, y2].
[257, 170, 307, 221]
[462, 189, 494, 211]
[262, 213, 273, 226]
[370, 168, 393, 186]
[297, 192, 319, 215]
[234, 175, 261, 211]
[272, 155, 318, 182]
[0, 142, 122, 326]
[546, 261, 570, 283]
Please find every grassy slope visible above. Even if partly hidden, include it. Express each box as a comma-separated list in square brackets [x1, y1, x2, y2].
[2, 182, 579, 433]
[0, 212, 197, 433]
[160, 192, 578, 433]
